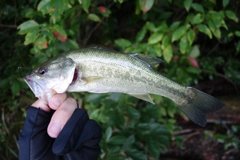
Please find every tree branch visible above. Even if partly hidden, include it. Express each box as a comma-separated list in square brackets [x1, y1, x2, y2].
[83, 21, 102, 46]
[0, 24, 17, 29]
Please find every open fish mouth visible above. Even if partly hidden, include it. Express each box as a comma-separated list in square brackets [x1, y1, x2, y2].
[24, 75, 45, 98]
[70, 68, 79, 85]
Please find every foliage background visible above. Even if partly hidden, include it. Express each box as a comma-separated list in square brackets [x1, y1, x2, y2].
[0, 0, 240, 159]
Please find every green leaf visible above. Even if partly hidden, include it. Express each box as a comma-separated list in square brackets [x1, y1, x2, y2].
[88, 13, 101, 22]
[148, 32, 163, 44]
[68, 39, 79, 49]
[115, 38, 132, 49]
[148, 43, 162, 57]
[235, 31, 240, 37]
[210, 11, 224, 28]
[220, 19, 228, 30]
[108, 135, 126, 145]
[191, 3, 204, 13]
[106, 152, 126, 160]
[37, 0, 50, 14]
[81, 0, 91, 13]
[171, 25, 189, 42]
[213, 28, 221, 39]
[191, 13, 204, 25]
[35, 37, 48, 50]
[207, 20, 215, 31]
[170, 21, 181, 30]
[11, 80, 20, 96]
[179, 35, 191, 54]
[53, 25, 67, 36]
[99, 6, 111, 17]
[225, 10, 238, 22]
[50, 0, 66, 24]
[197, 24, 212, 39]
[126, 149, 148, 160]
[127, 107, 140, 119]
[162, 35, 171, 47]
[163, 44, 173, 63]
[136, 27, 147, 42]
[167, 104, 177, 117]
[184, 0, 192, 12]
[24, 29, 39, 45]
[187, 29, 195, 45]
[109, 93, 121, 101]
[222, 0, 229, 7]
[146, 140, 161, 159]
[123, 135, 135, 150]
[207, 14, 223, 39]
[189, 45, 200, 58]
[228, 32, 234, 38]
[105, 153, 126, 160]
[105, 127, 112, 141]
[210, 0, 216, 4]
[186, 66, 200, 74]
[18, 20, 39, 35]
[0, 79, 9, 89]
[155, 22, 168, 32]
[21, 8, 36, 18]
[146, 22, 156, 32]
[139, 0, 154, 13]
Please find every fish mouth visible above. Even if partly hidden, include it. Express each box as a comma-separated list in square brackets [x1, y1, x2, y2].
[70, 68, 78, 85]
[24, 75, 45, 98]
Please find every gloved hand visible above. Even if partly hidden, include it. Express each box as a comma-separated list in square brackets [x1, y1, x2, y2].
[18, 93, 102, 160]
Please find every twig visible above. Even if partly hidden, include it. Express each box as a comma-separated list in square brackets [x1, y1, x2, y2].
[214, 113, 240, 143]
[83, 21, 102, 46]
[207, 43, 219, 56]
[173, 129, 194, 135]
[0, 24, 17, 29]
[201, 69, 239, 92]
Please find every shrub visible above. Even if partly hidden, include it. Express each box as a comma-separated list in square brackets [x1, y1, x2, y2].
[1, 0, 239, 159]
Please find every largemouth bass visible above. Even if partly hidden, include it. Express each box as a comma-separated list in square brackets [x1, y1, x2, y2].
[24, 47, 224, 127]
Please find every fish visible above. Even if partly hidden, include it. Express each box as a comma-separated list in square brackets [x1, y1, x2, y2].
[24, 46, 225, 127]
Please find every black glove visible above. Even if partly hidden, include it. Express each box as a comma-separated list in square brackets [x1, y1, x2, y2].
[18, 106, 102, 160]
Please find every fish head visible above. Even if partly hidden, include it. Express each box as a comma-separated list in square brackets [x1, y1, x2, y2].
[24, 56, 76, 98]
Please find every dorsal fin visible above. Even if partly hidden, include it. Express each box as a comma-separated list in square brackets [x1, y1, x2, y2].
[88, 45, 114, 52]
[130, 53, 164, 68]
[88, 46, 164, 68]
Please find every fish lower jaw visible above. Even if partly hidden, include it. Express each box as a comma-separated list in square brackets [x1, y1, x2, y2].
[24, 76, 44, 98]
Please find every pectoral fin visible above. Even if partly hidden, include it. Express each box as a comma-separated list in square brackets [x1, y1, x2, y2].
[129, 93, 155, 104]
[82, 76, 102, 84]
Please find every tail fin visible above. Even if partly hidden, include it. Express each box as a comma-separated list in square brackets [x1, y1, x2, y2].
[178, 87, 225, 127]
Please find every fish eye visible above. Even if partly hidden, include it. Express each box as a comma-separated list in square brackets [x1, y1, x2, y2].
[38, 67, 47, 75]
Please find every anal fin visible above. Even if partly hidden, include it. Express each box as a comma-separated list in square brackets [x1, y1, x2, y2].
[129, 93, 155, 104]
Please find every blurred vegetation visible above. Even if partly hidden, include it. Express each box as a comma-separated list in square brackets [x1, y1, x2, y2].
[0, 0, 240, 159]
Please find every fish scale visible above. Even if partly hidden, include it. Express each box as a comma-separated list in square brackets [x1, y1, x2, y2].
[24, 47, 225, 127]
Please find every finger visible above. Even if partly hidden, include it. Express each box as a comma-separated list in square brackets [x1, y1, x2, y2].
[47, 97, 77, 138]
[48, 93, 67, 110]
[31, 89, 58, 112]
[31, 98, 50, 112]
